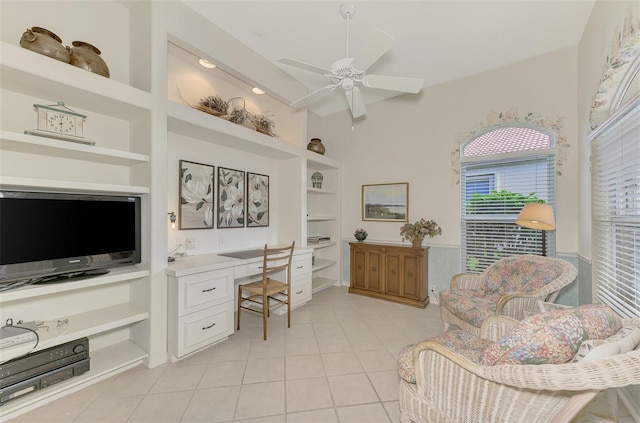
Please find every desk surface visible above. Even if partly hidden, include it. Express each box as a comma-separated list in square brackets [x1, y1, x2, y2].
[165, 247, 312, 278]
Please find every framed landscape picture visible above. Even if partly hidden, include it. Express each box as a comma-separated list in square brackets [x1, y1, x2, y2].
[179, 160, 214, 229]
[362, 182, 409, 222]
[218, 167, 245, 228]
[247, 172, 269, 227]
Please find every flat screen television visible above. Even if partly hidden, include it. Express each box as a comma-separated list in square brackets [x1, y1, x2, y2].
[0, 191, 142, 286]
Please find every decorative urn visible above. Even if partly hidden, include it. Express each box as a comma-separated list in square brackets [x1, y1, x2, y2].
[307, 138, 326, 155]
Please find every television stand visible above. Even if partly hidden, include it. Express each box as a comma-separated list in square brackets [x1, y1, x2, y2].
[34, 269, 111, 284]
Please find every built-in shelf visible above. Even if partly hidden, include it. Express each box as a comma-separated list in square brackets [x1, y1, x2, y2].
[307, 216, 338, 221]
[307, 187, 337, 195]
[312, 276, 336, 294]
[306, 153, 341, 171]
[308, 241, 337, 250]
[0, 42, 152, 119]
[0, 131, 149, 166]
[0, 340, 147, 420]
[166, 101, 302, 160]
[0, 267, 149, 303]
[313, 258, 337, 272]
[0, 176, 149, 195]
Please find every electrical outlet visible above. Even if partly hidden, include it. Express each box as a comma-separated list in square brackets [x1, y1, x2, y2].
[186, 238, 196, 250]
[219, 235, 224, 245]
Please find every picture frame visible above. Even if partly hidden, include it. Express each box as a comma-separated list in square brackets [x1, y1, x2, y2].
[247, 172, 269, 227]
[218, 167, 245, 228]
[362, 182, 409, 222]
[179, 160, 214, 229]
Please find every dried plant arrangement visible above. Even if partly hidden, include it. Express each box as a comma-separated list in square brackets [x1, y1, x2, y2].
[251, 113, 277, 137]
[197, 94, 228, 116]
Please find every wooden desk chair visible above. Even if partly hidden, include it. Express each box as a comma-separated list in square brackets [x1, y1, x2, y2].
[237, 241, 295, 340]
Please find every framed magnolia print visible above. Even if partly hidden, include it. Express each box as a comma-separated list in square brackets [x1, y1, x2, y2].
[247, 172, 269, 227]
[362, 182, 409, 222]
[179, 160, 214, 229]
[218, 167, 245, 228]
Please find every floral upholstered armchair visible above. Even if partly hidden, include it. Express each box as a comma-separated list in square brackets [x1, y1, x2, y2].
[397, 305, 640, 423]
[439, 255, 577, 336]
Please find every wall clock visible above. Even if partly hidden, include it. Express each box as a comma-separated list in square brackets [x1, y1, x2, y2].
[25, 101, 95, 145]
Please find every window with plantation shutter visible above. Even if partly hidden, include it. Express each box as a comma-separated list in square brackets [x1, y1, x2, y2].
[591, 96, 640, 318]
[460, 126, 556, 273]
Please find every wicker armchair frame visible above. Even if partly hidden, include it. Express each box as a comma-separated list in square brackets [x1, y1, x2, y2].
[399, 318, 640, 423]
[440, 255, 578, 336]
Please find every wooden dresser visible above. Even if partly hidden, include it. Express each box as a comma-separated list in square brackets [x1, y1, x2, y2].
[349, 242, 429, 308]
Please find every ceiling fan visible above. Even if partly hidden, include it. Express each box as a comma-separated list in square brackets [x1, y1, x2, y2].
[278, 3, 424, 118]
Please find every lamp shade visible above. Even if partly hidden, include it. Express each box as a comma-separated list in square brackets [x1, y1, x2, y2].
[515, 203, 556, 231]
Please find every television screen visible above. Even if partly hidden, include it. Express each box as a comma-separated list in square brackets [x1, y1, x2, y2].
[0, 191, 141, 285]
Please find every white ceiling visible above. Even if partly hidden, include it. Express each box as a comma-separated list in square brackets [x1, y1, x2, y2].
[182, 1, 595, 117]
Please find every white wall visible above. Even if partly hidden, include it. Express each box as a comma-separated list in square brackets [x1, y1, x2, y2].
[321, 47, 579, 256]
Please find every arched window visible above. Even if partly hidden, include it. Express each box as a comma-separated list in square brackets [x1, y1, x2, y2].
[460, 125, 556, 273]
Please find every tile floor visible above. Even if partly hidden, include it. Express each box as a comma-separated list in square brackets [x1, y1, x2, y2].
[8, 286, 636, 422]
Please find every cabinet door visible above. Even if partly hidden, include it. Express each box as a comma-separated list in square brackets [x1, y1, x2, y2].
[366, 250, 383, 292]
[385, 252, 402, 296]
[351, 249, 366, 289]
[402, 254, 421, 300]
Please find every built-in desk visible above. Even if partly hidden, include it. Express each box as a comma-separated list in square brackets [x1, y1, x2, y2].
[166, 248, 312, 361]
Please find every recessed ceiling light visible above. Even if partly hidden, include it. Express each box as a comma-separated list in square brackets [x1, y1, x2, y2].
[252, 87, 265, 95]
[198, 58, 216, 69]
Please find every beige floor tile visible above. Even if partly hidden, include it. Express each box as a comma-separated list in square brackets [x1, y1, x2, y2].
[328, 373, 379, 407]
[74, 395, 143, 422]
[284, 322, 315, 338]
[336, 402, 392, 423]
[374, 331, 414, 352]
[321, 351, 363, 376]
[346, 330, 385, 350]
[369, 370, 401, 402]
[150, 364, 207, 393]
[316, 334, 352, 353]
[98, 364, 166, 398]
[180, 385, 240, 423]
[198, 360, 246, 388]
[286, 408, 339, 423]
[311, 321, 344, 337]
[8, 399, 88, 423]
[339, 319, 371, 334]
[233, 415, 285, 423]
[234, 381, 285, 420]
[248, 338, 285, 359]
[285, 377, 334, 413]
[243, 356, 284, 383]
[285, 336, 320, 356]
[127, 390, 193, 423]
[383, 401, 401, 423]
[356, 348, 399, 372]
[209, 339, 252, 362]
[285, 354, 326, 380]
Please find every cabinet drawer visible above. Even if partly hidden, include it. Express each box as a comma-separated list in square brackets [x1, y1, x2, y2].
[290, 281, 312, 307]
[177, 302, 233, 357]
[178, 268, 234, 315]
[291, 254, 312, 278]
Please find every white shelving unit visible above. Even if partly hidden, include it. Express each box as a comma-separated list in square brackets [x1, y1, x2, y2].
[306, 154, 342, 293]
[0, 4, 154, 418]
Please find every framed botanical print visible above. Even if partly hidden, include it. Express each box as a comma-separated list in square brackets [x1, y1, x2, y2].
[247, 172, 269, 227]
[362, 182, 409, 222]
[218, 167, 245, 228]
[179, 160, 214, 229]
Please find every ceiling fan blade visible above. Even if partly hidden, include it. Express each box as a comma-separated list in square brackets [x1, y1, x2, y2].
[362, 74, 424, 94]
[351, 31, 395, 72]
[277, 57, 331, 75]
[290, 84, 339, 108]
[345, 87, 366, 118]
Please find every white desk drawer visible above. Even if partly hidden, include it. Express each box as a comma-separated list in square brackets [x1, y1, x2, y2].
[291, 254, 312, 278]
[177, 302, 233, 357]
[178, 268, 234, 315]
[291, 281, 312, 307]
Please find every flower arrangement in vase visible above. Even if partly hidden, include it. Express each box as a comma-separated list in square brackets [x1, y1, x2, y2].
[354, 228, 368, 241]
[400, 218, 442, 247]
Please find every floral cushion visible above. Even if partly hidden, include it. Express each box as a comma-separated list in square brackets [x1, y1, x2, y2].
[481, 304, 621, 365]
[573, 326, 640, 362]
[398, 331, 491, 383]
[439, 289, 502, 328]
[482, 256, 560, 294]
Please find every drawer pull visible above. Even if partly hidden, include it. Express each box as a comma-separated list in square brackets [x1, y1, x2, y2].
[372, 267, 377, 272]
[202, 287, 216, 293]
[296, 290, 303, 295]
[408, 271, 414, 277]
[296, 265, 304, 269]
[202, 322, 216, 330]
[391, 269, 397, 275]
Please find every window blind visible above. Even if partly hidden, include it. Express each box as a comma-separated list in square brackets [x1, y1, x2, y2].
[591, 96, 640, 318]
[461, 148, 556, 273]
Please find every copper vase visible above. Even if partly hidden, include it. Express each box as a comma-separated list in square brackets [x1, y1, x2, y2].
[20, 26, 70, 63]
[67, 41, 110, 78]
